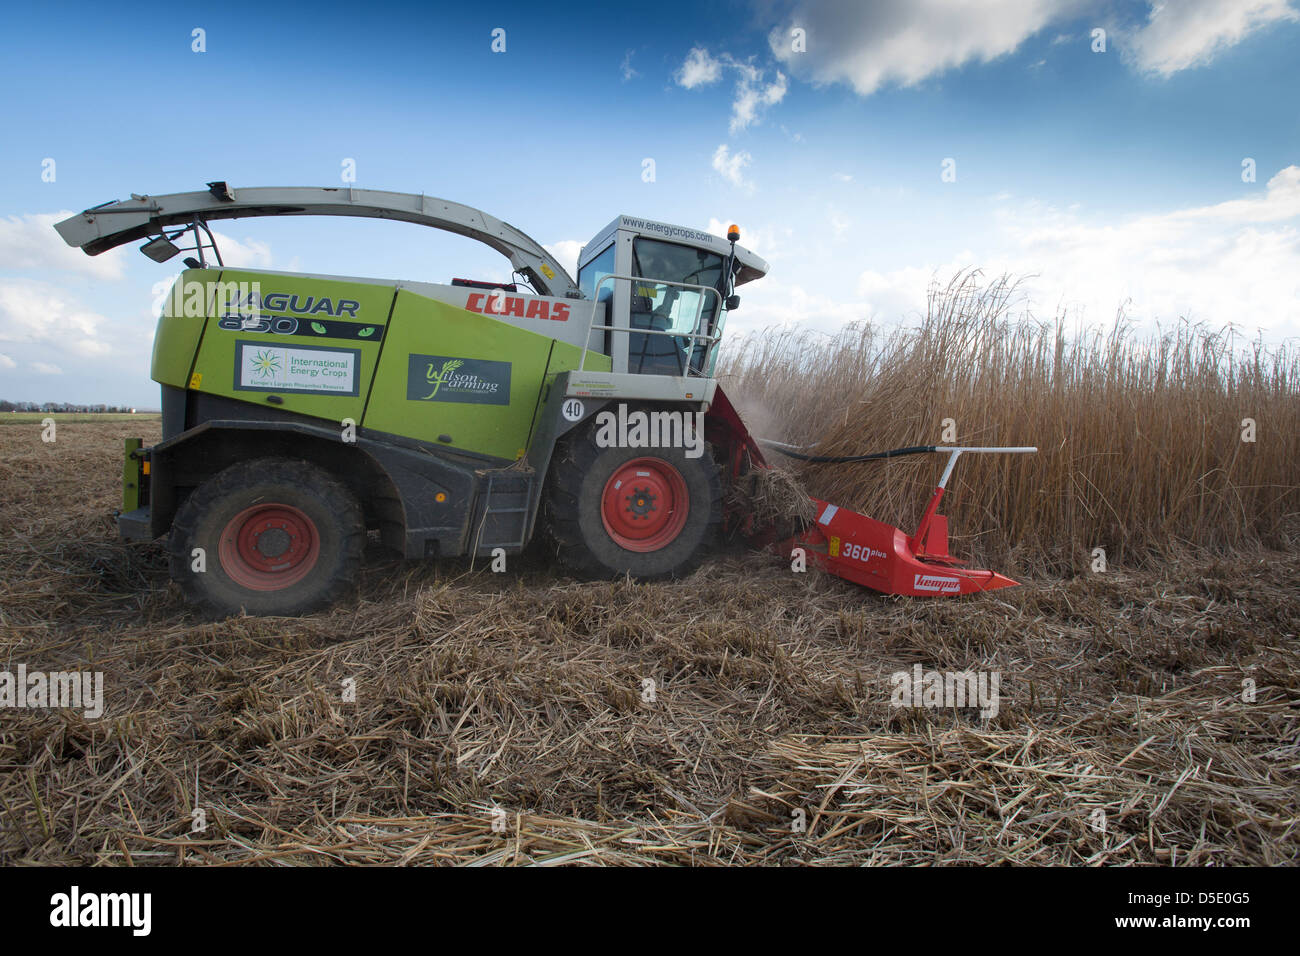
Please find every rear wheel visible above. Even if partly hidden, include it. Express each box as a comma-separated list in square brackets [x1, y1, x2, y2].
[169, 458, 364, 617]
[543, 419, 722, 579]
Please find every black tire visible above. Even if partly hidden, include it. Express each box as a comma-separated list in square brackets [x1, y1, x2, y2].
[169, 458, 364, 617]
[543, 417, 722, 579]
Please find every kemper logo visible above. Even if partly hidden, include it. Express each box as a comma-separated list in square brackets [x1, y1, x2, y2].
[914, 573, 961, 593]
[407, 354, 511, 405]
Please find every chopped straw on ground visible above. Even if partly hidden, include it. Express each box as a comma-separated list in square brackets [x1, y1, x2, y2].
[726, 464, 816, 531]
[1, 418, 1296, 865]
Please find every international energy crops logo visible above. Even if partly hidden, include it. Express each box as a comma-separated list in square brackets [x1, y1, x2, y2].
[249, 349, 282, 379]
[233, 341, 360, 396]
[406, 354, 511, 405]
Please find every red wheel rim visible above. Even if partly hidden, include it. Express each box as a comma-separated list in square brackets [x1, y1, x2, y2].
[600, 457, 690, 552]
[218, 503, 321, 591]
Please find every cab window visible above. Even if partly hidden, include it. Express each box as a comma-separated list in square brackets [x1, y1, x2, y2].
[627, 238, 724, 375]
[578, 242, 616, 301]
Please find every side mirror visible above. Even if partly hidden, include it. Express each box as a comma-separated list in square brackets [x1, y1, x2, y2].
[725, 294, 740, 311]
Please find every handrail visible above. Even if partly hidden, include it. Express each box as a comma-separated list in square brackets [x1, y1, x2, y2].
[578, 273, 722, 375]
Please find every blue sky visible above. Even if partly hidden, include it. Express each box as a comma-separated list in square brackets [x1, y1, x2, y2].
[2, 0, 1298, 405]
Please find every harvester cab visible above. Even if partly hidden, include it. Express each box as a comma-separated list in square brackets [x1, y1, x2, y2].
[55, 183, 1032, 617]
[575, 216, 755, 380]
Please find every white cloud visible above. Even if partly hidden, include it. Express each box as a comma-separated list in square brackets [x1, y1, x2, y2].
[828, 205, 851, 238]
[723, 277, 866, 339]
[0, 212, 129, 280]
[712, 145, 754, 190]
[0, 352, 15, 369]
[706, 218, 788, 258]
[855, 264, 952, 321]
[715, 166, 1300, 343]
[768, 0, 1296, 95]
[1126, 0, 1298, 75]
[769, 0, 1080, 96]
[620, 50, 639, 81]
[0, 282, 114, 356]
[728, 63, 788, 133]
[997, 166, 1300, 333]
[0, 215, 284, 281]
[676, 47, 722, 87]
[544, 239, 584, 279]
[676, 47, 787, 132]
[31, 362, 63, 375]
[210, 231, 278, 270]
[852, 166, 1300, 338]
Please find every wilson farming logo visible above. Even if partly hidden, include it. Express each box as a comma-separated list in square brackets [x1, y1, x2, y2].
[406, 354, 511, 405]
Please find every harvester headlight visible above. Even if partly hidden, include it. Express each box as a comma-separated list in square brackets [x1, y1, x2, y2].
[140, 236, 180, 262]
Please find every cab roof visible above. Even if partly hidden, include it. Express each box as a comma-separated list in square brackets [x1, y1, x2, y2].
[580, 214, 769, 287]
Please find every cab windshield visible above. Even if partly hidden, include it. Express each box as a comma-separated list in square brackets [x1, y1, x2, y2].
[629, 238, 727, 375]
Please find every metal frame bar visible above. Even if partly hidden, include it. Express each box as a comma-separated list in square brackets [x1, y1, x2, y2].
[914, 446, 1037, 549]
[55, 185, 579, 298]
[932, 446, 1037, 490]
[578, 273, 722, 375]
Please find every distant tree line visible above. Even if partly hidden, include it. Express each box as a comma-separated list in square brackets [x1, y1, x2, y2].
[0, 400, 141, 413]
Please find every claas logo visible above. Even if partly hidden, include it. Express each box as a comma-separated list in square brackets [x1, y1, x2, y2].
[466, 292, 570, 322]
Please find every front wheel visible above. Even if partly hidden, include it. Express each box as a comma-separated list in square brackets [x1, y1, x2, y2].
[169, 458, 365, 617]
[543, 420, 722, 579]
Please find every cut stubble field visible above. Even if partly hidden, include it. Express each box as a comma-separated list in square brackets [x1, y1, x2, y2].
[1, 419, 1296, 865]
[0, 413, 161, 425]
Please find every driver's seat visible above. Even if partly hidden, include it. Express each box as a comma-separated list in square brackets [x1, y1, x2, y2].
[628, 292, 686, 375]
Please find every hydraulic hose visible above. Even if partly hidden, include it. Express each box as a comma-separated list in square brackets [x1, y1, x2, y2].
[759, 440, 938, 464]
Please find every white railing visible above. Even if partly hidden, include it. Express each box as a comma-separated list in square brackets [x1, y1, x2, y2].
[578, 273, 722, 375]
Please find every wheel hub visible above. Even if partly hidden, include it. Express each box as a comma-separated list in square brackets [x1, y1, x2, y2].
[255, 526, 291, 558]
[219, 504, 321, 591]
[626, 487, 657, 519]
[600, 458, 690, 552]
